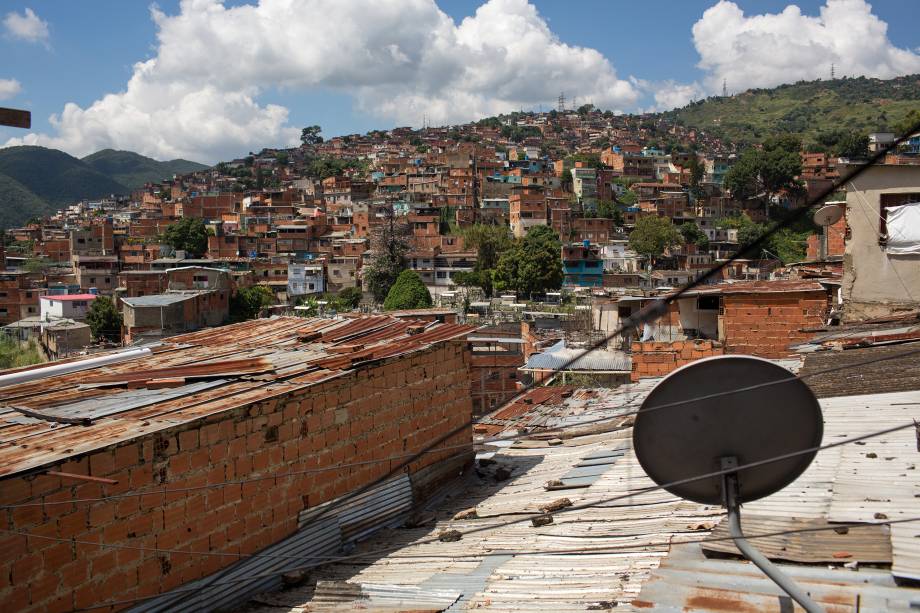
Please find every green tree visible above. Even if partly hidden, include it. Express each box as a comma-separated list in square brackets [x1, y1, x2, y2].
[724, 136, 803, 208]
[493, 226, 564, 296]
[161, 217, 209, 257]
[455, 224, 514, 297]
[678, 222, 709, 250]
[834, 132, 869, 159]
[893, 109, 920, 137]
[628, 216, 683, 260]
[596, 199, 625, 225]
[300, 125, 323, 146]
[363, 209, 411, 302]
[383, 270, 433, 310]
[229, 285, 274, 323]
[337, 286, 363, 310]
[86, 296, 123, 343]
[688, 156, 705, 198]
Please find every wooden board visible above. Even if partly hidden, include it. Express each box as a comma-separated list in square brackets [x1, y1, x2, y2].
[0, 107, 30, 129]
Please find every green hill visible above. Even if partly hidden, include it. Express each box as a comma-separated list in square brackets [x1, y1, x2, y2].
[82, 149, 208, 189]
[0, 145, 127, 206]
[662, 74, 920, 146]
[0, 172, 56, 229]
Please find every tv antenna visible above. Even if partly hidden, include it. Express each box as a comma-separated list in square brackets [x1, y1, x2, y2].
[831, 63, 835, 79]
[722, 79, 727, 97]
[813, 203, 843, 260]
[558, 92, 566, 112]
[633, 356, 824, 613]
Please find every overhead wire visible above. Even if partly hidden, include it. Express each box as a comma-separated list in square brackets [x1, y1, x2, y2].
[6, 118, 920, 609]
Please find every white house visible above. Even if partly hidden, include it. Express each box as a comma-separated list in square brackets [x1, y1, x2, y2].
[287, 263, 325, 297]
[40, 294, 98, 322]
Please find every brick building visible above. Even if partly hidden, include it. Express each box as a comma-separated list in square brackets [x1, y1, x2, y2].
[0, 315, 474, 612]
[676, 280, 830, 358]
[467, 323, 527, 416]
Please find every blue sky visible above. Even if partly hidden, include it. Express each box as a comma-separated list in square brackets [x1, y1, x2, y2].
[1, 0, 918, 162]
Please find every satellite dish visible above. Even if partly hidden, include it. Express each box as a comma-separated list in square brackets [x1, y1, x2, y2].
[633, 355, 822, 505]
[813, 204, 843, 227]
[633, 355, 824, 612]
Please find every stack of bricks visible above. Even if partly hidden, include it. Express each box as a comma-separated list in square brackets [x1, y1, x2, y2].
[630, 339, 724, 381]
[0, 340, 473, 612]
[721, 291, 827, 358]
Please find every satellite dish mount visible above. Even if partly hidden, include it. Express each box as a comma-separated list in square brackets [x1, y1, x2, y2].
[633, 356, 825, 613]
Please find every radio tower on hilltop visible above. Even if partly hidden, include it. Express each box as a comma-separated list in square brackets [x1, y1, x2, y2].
[557, 92, 566, 112]
[722, 78, 727, 97]
[831, 63, 835, 79]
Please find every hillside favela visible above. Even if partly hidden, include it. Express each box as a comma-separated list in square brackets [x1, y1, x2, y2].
[1, 1, 920, 611]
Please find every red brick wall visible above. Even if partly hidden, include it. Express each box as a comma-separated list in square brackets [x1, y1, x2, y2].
[0, 341, 472, 612]
[806, 213, 846, 260]
[721, 292, 827, 358]
[630, 339, 724, 381]
[470, 353, 522, 416]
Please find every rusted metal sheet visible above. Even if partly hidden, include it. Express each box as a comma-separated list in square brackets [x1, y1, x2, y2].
[79, 357, 273, 384]
[634, 543, 920, 612]
[0, 315, 476, 479]
[310, 581, 460, 610]
[702, 515, 892, 563]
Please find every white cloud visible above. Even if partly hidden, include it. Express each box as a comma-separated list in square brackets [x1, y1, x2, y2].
[4, 0, 638, 162]
[3, 7, 49, 44]
[0, 78, 22, 101]
[692, 0, 920, 95]
[641, 80, 708, 112]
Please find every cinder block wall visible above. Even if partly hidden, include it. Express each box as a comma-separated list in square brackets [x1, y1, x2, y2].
[0, 340, 472, 612]
[721, 292, 827, 358]
[630, 339, 724, 381]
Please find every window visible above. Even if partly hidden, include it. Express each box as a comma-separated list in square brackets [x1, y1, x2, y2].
[308, 283, 314, 290]
[879, 193, 920, 244]
[25, 292, 32, 298]
[697, 295, 720, 311]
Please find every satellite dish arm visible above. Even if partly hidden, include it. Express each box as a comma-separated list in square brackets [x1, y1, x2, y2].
[721, 457, 823, 613]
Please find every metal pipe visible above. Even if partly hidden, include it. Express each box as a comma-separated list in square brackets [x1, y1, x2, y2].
[722, 466, 823, 613]
[0, 347, 152, 388]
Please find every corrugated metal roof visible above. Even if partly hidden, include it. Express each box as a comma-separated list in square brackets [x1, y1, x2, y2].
[521, 340, 631, 373]
[0, 315, 474, 478]
[241, 381, 920, 612]
[635, 543, 920, 612]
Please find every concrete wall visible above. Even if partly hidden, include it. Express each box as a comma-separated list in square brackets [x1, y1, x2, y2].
[0, 341, 472, 611]
[843, 164, 920, 321]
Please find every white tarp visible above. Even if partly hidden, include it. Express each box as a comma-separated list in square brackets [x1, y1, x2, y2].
[886, 202, 920, 255]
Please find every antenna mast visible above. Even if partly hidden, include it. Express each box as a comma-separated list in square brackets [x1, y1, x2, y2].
[722, 79, 727, 97]
[557, 92, 566, 112]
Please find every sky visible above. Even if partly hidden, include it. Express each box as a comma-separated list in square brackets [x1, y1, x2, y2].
[1, 0, 918, 163]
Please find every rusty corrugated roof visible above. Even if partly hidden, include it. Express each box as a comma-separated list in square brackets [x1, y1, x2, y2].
[0, 315, 474, 479]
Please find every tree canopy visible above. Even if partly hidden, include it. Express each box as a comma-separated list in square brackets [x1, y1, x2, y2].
[86, 296, 123, 343]
[229, 285, 274, 323]
[452, 224, 514, 297]
[678, 222, 709, 250]
[383, 270, 433, 311]
[493, 225, 564, 296]
[363, 210, 411, 302]
[300, 125, 323, 146]
[724, 135, 803, 206]
[161, 217, 209, 257]
[628, 216, 683, 258]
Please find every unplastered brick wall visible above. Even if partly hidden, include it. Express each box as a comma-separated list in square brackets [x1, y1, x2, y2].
[0, 340, 472, 612]
[721, 291, 827, 358]
[630, 339, 724, 382]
